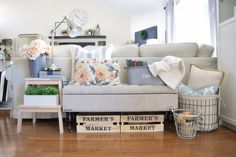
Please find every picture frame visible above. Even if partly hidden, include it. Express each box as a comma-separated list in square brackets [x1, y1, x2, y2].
[54, 22, 67, 36]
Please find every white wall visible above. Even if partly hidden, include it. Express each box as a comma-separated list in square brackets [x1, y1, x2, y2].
[0, 0, 131, 46]
[130, 10, 166, 44]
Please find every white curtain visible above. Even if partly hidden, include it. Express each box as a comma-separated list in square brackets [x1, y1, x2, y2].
[170, 0, 217, 56]
[165, 0, 174, 43]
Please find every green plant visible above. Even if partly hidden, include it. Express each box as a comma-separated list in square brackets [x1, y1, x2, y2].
[140, 30, 148, 40]
[25, 86, 59, 95]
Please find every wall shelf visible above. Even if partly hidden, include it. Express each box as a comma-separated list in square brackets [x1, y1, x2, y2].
[48, 35, 106, 47]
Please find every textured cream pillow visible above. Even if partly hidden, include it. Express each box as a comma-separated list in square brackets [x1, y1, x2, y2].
[187, 65, 224, 89]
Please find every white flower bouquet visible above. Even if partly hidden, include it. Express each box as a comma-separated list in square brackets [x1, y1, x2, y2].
[20, 39, 52, 60]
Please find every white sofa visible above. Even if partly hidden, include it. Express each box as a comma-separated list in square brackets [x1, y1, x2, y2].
[12, 43, 217, 123]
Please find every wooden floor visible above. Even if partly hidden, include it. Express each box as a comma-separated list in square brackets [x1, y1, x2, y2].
[0, 111, 236, 157]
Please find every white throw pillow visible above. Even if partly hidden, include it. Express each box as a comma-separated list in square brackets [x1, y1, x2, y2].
[187, 64, 224, 89]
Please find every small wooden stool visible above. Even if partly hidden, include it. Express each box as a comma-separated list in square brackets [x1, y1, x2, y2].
[17, 105, 64, 134]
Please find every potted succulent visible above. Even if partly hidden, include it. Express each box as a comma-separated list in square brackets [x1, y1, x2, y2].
[24, 86, 59, 107]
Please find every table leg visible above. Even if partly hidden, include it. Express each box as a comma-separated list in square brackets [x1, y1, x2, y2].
[32, 113, 36, 124]
[68, 112, 72, 133]
[17, 110, 22, 133]
[58, 108, 64, 134]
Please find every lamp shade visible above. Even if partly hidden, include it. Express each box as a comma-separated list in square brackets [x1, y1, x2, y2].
[66, 18, 82, 37]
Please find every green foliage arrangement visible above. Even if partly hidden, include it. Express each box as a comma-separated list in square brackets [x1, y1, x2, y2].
[140, 30, 148, 40]
[25, 86, 59, 95]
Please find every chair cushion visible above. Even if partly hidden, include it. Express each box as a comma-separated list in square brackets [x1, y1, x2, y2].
[63, 84, 176, 95]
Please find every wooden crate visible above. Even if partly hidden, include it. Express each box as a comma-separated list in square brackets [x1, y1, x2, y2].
[76, 115, 120, 133]
[121, 115, 164, 132]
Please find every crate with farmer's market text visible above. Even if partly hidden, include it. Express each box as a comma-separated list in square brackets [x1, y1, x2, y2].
[121, 114, 164, 132]
[76, 115, 120, 133]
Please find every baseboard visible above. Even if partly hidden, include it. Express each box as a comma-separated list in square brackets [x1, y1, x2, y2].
[219, 114, 236, 131]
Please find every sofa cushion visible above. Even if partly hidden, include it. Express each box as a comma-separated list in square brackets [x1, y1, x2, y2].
[111, 44, 139, 57]
[197, 44, 214, 57]
[139, 43, 198, 57]
[63, 84, 176, 95]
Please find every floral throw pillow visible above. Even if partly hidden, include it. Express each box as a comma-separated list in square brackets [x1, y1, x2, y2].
[74, 59, 120, 85]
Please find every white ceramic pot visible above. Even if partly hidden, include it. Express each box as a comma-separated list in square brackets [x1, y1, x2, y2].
[24, 95, 59, 107]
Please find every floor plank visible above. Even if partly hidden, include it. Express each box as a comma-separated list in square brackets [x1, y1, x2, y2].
[0, 111, 236, 157]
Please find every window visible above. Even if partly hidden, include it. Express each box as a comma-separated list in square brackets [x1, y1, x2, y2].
[174, 0, 212, 45]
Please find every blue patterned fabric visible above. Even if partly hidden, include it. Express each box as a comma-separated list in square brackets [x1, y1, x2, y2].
[178, 83, 218, 96]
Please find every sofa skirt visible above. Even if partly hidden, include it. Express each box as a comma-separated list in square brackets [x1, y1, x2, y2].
[63, 94, 178, 112]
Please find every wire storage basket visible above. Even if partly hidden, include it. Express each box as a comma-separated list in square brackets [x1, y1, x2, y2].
[172, 109, 200, 139]
[178, 94, 219, 132]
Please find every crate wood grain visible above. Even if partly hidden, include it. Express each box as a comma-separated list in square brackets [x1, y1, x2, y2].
[77, 124, 120, 133]
[76, 115, 120, 125]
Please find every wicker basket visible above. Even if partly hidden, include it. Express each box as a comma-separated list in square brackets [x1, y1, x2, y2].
[178, 94, 219, 132]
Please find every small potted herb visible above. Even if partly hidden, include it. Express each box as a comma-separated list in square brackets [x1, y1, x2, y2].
[24, 86, 59, 107]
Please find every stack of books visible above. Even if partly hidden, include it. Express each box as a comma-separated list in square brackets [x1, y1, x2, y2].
[39, 69, 64, 79]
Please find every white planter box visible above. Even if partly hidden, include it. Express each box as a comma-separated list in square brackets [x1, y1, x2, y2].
[24, 95, 59, 107]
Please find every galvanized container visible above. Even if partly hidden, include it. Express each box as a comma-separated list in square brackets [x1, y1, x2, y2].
[127, 66, 165, 85]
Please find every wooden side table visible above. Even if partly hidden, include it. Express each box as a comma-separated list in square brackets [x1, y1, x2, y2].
[17, 78, 64, 134]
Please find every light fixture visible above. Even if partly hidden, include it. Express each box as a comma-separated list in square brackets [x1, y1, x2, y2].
[48, 16, 82, 70]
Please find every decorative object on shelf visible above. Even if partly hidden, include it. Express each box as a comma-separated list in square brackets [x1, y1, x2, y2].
[69, 9, 88, 26]
[54, 22, 67, 36]
[85, 29, 95, 36]
[49, 16, 82, 71]
[95, 24, 101, 36]
[20, 39, 51, 77]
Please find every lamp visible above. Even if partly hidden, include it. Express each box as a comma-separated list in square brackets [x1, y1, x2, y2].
[48, 16, 82, 70]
